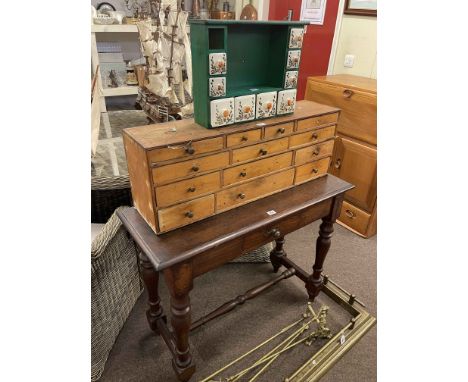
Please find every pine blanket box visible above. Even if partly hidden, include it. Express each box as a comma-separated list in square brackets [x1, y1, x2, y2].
[122, 100, 340, 234]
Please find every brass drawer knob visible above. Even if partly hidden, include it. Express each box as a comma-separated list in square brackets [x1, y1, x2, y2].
[259, 148, 268, 156]
[312, 168, 319, 174]
[312, 148, 320, 156]
[311, 133, 318, 140]
[185, 211, 194, 218]
[238, 193, 246, 199]
[191, 165, 199, 172]
[334, 159, 342, 169]
[241, 135, 248, 141]
[185, 146, 195, 155]
[278, 127, 285, 134]
[345, 209, 356, 219]
[240, 171, 247, 177]
[343, 89, 354, 99]
[188, 186, 196, 192]
[268, 228, 281, 239]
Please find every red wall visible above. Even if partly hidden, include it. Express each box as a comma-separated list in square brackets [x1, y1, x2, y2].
[269, 0, 340, 100]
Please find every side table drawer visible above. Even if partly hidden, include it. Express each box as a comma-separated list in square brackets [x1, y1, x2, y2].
[158, 195, 215, 232]
[338, 200, 371, 235]
[289, 125, 336, 148]
[216, 168, 295, 211]
[232, 137, 289, 163]
[152, 152, 229, 185]
[226, 128, 262, 147]
[294, 157, 330, 185]
[155, 172, 221, 207]
[264, 122, 294, 139]
[223, 152, 293, 186]
[295, 140, 334, 166]
[147, 137, 224, 163]
[297, 113, 338, 131]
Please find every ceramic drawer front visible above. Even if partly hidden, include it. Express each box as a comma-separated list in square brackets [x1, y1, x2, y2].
[294, 140, 335, 166]
[297, 113, 339, 131]
[289, 28, 304, 49]
[226, 128, 261, 148]
[155, 172, 221, 207]
[338, 200, 371, 235]
[264, 122, 294, 139]
[223, 152, 293, 187]
[235, 94, 256, 123]
[289, 125, 336, 148]
[210, 98, 235, 127]
[256, 92, 277, 119]
[294, 157, 331, 185]
[209, 52, 227, 75]
[232, 137, 289, 163]
[284, 71, 298, 89]
[209, 77, 226, 97]
[216, 168, 295, 212]
[287, 50, 301, 69]
[147, 137, 224, 163]
[158, 195, 215, 233]
[152, 152, 229, 185]
[277, 89, 297, 115]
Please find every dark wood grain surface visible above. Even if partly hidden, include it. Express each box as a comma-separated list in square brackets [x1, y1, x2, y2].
[117, 174, 353, 272]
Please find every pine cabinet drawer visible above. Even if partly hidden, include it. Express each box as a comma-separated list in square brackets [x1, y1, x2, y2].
[226, 129, 262, 147]
[155, 172, 221, 207]
[338, 200, 371, 235]
[295, 140, 335, 166]
[152, 152, 229, 185]
[289, 125, 336, 148]
[297, 113, 338, 131]
[264, 122, 294, 139]
[232, 137, 289, 163]
[216, 168, 295, 211]
[223, 152, 293, 186]
[158, 195, 215, 232]
[294, 157, 330, 185]
[147, 137, 224, 163]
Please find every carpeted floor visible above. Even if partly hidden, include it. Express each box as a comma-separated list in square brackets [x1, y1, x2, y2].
[100, 220, 376, 382]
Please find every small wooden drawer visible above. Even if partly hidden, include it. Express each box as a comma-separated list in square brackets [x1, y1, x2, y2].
[226, 129, 262, 147]
[158, 195, 215, 232]
[289, 125, 336, 148]
[223, 152, 293, 186]
[297, 113, 338, 131]
[294, 157, 331, 185]
[295, 140, 334, 166]
[264, 122, 294, 139]
[232, 137, 289, 163]
[152, 152, 229, 185]
[216, 168, 295, 211]
[155, 172, 221, 207]
[338, 200, 371, 235]
[147, 137, 224, 163]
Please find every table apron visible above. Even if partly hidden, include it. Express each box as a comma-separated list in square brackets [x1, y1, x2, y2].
[192, 198, 333, 277]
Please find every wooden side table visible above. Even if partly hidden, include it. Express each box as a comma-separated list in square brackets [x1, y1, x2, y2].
[117, 174, 353, 381]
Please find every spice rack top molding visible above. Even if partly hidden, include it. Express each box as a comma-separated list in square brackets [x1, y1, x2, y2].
[189, 19, 309, 128]
[124, 100, 338, 150]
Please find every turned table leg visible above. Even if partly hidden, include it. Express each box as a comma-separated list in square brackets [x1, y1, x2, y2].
[270, 236, 286, 273]
[139, 252, 166, 332]
[164, 263, 196, 382]
[307, 195, 344, 301]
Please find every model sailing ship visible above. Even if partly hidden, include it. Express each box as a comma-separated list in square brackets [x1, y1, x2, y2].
[134, 0, 193, 122]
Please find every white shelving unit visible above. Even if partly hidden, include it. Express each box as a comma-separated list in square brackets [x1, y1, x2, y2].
[91, 24, 142, 176]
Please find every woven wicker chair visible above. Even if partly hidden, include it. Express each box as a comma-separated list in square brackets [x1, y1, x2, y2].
[91, 207, 143, 381]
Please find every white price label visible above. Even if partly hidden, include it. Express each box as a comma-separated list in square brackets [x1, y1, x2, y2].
[340, 334, 346, 345]
[256, 122, 266, 127]
[266, 210, 277, 216]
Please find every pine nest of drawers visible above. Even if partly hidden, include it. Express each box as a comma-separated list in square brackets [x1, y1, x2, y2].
[123, 101, 340, 234]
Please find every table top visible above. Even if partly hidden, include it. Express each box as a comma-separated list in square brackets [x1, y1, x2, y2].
[117, 174, 353, 271]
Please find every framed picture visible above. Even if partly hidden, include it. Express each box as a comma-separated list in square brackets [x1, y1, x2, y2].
[344, 0, 377, 16]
